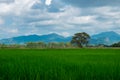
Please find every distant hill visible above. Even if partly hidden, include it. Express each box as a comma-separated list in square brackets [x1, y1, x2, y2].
[0, 31, 120, 45]
[0, 33, 71, 44]
[90, 31, 120, 45]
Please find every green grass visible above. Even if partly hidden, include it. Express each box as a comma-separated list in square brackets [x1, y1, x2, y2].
[0, 49, 120, 80]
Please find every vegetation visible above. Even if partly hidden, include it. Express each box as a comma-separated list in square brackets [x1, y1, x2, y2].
[71, 32, 90, 47]
[26, 42, 75, 49]
[0, 49, 120, 80]
[0, 42, 76, 49]
[111, 42, 120, 47]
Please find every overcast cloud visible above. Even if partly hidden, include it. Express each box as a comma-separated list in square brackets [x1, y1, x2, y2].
[0, 0, 120, 39]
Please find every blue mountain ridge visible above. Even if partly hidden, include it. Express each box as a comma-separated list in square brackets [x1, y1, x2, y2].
[90, 31, 120, 45]
[0, 33, 71, 44]
[0, 31, 120, 45]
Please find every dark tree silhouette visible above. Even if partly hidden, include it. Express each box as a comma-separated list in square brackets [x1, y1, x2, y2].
[111, 42, 120, 47]
[71, 32, 90, 47]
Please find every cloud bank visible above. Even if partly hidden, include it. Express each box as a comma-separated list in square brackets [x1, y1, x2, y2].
[0, 0, 120, 39]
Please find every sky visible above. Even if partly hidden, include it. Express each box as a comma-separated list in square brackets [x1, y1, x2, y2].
[0, 0, 120, 39]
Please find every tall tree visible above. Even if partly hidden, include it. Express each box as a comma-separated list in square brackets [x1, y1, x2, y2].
[71, 32, 90, 47]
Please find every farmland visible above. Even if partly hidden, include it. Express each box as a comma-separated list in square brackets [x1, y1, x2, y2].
[0, 49, 120, 80]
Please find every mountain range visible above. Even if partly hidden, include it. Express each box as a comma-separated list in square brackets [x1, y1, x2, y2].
[0, 31, 120, 45]
[90, 31, 120, 45]
[0, 33, 71, 44]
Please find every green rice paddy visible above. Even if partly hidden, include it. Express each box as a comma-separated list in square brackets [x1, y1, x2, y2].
[0, 49, 120, 80]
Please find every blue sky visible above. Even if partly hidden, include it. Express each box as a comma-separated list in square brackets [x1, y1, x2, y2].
[0, 0, 120, 39]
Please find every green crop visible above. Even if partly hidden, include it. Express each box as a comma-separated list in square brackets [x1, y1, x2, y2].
[0, 49, 120, 80]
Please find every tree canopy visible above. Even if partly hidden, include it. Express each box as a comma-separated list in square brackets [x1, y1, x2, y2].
[111, 42, 120, 47]
[71, 32, 90, 47]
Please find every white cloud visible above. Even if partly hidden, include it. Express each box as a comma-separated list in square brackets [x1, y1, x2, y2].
[67, 16, 97, 25]
[0, 0, 39, 15]
[61, 32, 70, 37]
[0, 3, 12, 14]
[0, 0, 14, 3]
[0, 18, 4, 24]
[0, 0, 120, 39]
[93, 6, 120, 17]
[45, 0, 52, 6]
[8, 29, 18, 33]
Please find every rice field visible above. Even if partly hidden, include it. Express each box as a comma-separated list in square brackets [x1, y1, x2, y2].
[0, 49, 120, 80]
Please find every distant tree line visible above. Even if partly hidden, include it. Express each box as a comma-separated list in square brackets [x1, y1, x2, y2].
[0, 42, 76, 49]
[110, 42, 120, 47]
[26, 42, 75, 49]
[0, 44, 25, 49]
